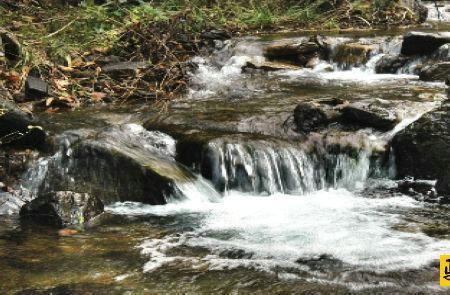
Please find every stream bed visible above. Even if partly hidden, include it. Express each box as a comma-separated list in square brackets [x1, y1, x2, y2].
[2, 10, 450, 294]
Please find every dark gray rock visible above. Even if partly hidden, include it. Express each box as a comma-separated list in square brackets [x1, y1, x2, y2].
[20, 191, 104, 228]
[40, 125, 194, 205]
[342, 99, 401, 131]
[0, 30, 21, 63]
[392, 103, 450, 199]
[25, 76, 52, 100]
[102, 61, 149, 78]
[401, 32, 450, 56]
[201, 29, 231, 41]
[375, 54, 411, 74]
[0, 97, 46, 148]
[419, 62, 450, 81]
[294, 98, 346, 133]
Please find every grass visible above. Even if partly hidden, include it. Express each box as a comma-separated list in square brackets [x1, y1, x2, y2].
[0, 0, 415, 77]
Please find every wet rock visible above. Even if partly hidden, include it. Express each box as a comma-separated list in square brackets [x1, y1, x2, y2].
[392, 103, 450, 199]
[0, 97, 46, 148]
[101, 61, 149, 78]
[20, 191, 104, 228]
[342, 99, 401, 131]
[375, 54, 411, 74]
[419, 62, 450, 81]
[264, 41, 320, 66]
[41, 125, 193, 205]
[401, 32, 450, 56]
[294, 98, 346, 133]
[0, 30, 21, 63]
[242, 60, 300, 72]
[333, 43, 373, 70]
[397, 178, 437, 200]
[25, 76, 52, 100]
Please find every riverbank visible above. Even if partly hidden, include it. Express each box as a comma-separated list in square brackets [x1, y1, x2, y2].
[0, 0, 427, 107]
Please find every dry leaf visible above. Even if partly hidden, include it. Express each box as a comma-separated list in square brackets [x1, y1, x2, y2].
[91, 92, 107, 102]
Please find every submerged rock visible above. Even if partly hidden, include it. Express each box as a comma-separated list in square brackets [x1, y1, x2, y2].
[392, 103, 450, 199]
[419, 62, 450, 81]
[20, 191, 104, 228]
[401, 32, 450, 56]
[0, 97, 46, 148]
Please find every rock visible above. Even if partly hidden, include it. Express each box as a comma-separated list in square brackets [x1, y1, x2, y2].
[0, 30, 21, 63]
[332, 43, 373, 70]
[200, 29, 231, 41]
[294, 98, 346, 133]
[25, 76, 52, 100]
[401, 32, 450, 56]
[242, 60, 300, 72]
[392, 103, 450, 199]
[375, 54, 411, 74]
[102, 61, 149, 78]
[342, 99, 401, 131]
[397, 178, 437, 199]
[264, 41, 320, 66]
[40, 124, 194, 205]
[419, 62, 450, 81]
[0, 97, 46, 148]
[20, 191, 104, 228]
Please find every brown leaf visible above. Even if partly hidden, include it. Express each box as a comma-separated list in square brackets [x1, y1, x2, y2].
[91, 92, 107, 102]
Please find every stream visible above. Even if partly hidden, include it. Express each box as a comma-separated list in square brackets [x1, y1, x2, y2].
[2, 4, 450, 294]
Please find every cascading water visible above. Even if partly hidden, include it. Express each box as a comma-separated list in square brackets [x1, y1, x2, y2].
[4, 26, 450, 293]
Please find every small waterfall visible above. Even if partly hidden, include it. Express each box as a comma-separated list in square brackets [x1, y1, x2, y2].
[191, 137, 386, 195]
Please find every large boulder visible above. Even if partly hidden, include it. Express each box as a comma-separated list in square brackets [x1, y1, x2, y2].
[39, 124, 194, 205]
[392, 103, 450, 199]
[0, 96, 46, 148]
[20, 191, 104, 228]
[419, 62, 450, 81]
[400, 32, 450, 56]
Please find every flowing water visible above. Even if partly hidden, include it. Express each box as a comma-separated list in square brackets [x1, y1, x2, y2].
[2, 6, 450, 294]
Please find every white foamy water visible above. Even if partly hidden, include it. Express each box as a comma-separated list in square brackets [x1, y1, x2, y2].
[107, 189, 448, 280]
[425, 1, 450, 22]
